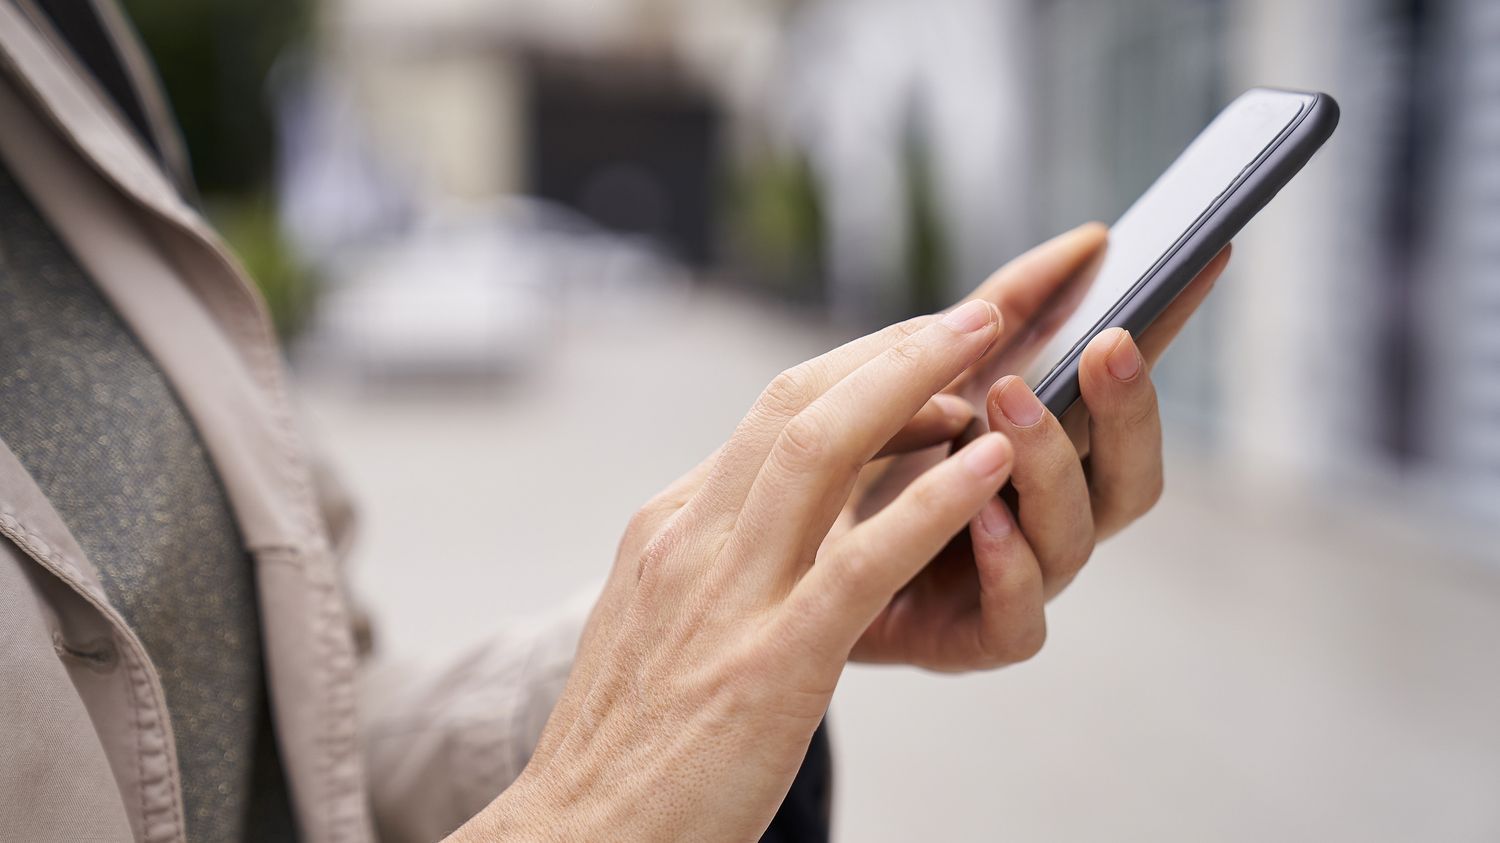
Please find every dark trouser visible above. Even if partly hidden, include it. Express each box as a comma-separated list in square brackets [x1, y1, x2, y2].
[760, 720, 833, 843]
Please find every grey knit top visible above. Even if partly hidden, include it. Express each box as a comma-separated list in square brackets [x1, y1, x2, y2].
[0, 160, 294, 840]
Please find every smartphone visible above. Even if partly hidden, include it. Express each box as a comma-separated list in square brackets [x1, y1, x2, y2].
[1024, 87, 1339, 416]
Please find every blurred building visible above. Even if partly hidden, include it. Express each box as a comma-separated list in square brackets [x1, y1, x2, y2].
[282, 0, 1495, 545]
[64, 3, 1500, 840]
[1413, 0, 1500, 523]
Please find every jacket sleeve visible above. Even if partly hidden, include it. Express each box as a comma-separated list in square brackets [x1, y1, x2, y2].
[305, 442, 589, 841]
[356, 601, 587, 843]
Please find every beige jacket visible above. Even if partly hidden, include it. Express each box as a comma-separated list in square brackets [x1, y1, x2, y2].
[0, 2, 582, 841]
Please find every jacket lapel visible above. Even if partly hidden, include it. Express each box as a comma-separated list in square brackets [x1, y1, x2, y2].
[0, 5, 373, 840]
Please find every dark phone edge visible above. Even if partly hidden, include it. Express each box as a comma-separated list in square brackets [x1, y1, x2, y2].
[1034, 90, 1341, 417]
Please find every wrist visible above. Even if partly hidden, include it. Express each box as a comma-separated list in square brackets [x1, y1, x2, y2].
[457, 756, 657, 843]
[448, 770, 589, 842]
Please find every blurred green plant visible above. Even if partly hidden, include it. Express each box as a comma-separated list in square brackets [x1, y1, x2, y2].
[903, 130, 950, 317]
[123, 0, 316, 339]
[728, 151, 825, 302]
[728, 137, 953, 321]
[122, 0, 310, 194]
[209, 195, 315, 339]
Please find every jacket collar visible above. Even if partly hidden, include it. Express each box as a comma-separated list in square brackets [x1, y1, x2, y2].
[0, 6, 374, 839]
[0, 0, 318, 553]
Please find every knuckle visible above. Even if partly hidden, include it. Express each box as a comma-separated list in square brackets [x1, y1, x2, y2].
[821, 549, 873, 604]
[1014, 440, 1077, 497]
[622, 505, 658, 544]
[882, 334, 928, 373]
[890, 316, 932, 343]
[759, 366, 817, 419]
[634, 531, 674, 585]
[1093, 503, 1129, 541]
[1125, 403, 1157, 431]
[1043, 526, 1095, 583]
[1041, 440, 1077, 477]
[1139, 469, 1166, 514]
[1097, 466, 1164, 532]
[907, 477, 950, 518]
[1122, 388, 1160, 429]
[1071, 527, 1097, 565]
[1002, 618, 1047, 664]
[628, 506, 695, 585]
[777, 411, 835, 468]
[623, 492, 682, 543]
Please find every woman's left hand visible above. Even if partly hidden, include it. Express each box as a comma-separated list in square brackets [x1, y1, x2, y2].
[841, 224, 1233, 671]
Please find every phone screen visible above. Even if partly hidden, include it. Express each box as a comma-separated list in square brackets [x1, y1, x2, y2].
[1022, 90, 1312, 389]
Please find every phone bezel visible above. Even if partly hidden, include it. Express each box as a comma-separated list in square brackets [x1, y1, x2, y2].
[1033, 88, 1340, 416]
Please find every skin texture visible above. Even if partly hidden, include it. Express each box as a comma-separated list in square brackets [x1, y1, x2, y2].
[450, 224, 1231, 841]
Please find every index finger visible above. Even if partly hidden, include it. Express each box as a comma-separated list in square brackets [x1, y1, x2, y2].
[966, 222, 1109, 332]
[730, 300, 1002, 582]
[784, 433, 1016, 658]
[951, 223, 1109, 404]
[699, 313, 945, 512]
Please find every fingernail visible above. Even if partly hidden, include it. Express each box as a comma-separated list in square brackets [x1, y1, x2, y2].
[932, 393, 973, 425]
[1105, 331, 1142, 381]
[996, 378, 1044, 428]
[977, 497, 1013, 538]
[962, 433, 1010, 479]
[940, 300, 994, 333]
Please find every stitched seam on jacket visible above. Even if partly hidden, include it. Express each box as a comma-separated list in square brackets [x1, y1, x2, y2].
[133, 153, 358, 842]
[4, 0, 164, 192]
[1, 20, 367, 834]
[0, 16, 169, 219]
[0, 3, 320, 549]
[125, 640, 163, 841]
[0, 505, 186, 841]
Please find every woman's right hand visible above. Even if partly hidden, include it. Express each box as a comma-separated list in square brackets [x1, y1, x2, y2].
[451, 298, 1018, 841]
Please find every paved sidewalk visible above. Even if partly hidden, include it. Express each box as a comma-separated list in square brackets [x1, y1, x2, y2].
[303, 289, 1500, 843]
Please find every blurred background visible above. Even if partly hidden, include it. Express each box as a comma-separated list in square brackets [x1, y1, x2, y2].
[122, 0, 1499, 839]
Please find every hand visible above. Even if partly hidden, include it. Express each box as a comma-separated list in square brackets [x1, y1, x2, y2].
[840, 225, 1232, 670]
[454, 300, 1017, 841]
